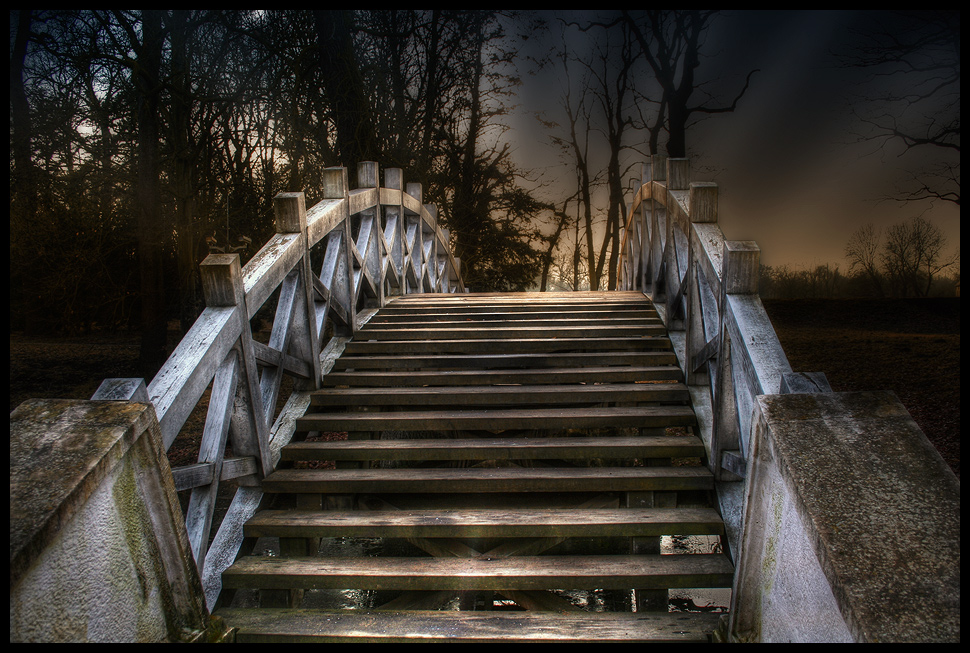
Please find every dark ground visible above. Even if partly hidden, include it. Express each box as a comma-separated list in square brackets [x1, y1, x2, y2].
[761, 298, 959, 478]
[10, 297, 960, 478]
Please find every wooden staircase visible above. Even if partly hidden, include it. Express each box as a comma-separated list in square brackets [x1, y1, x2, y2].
[214, 292, 733, 642]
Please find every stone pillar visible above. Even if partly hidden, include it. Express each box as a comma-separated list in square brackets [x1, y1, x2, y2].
[10, 399, 222, 642]
[729, 391, 960, 642]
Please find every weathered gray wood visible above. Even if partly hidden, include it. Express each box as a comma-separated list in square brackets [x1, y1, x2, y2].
[342, 336, 673, 355]
[369, 308, 659, 322]
[273, 191, 323, 389]
[171, 456, 259, 492]
[361, 316, 661, 329]
[332, 350, 678, 371]
[780, 371, 833, 394]
[310, 382, 689, 407]
[281, 435, 706, 462]
[240, 232, 303, 320]
[244, 507, 724, 539]
[689, 182, 718, 223]
[185, 349, 238, 569]
[91, 378, 150, 402]
[320, 365, 685, 387]
[260, 466, 712, 494]
[297, 405, 695, 432]
[200, 254, 273, 479]
[722, 241, 760, 295]
[221, 553, 734, 591]
[216, 608, 724, 643]
[147, 305, 240, 450]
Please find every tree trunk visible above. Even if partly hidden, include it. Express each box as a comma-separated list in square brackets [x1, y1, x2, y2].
[313, 10, 379, 166]
[135, 9, 169, 377]
[10, 10, 39, 333]
[169, 10, 203, 334]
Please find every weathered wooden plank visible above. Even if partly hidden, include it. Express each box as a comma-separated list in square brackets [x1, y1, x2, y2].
[355, 325, 667, 341]
[244, 507, 724, 539]
[185, 349, 239, 567]
[339, 350, 679, 369]
[147, 305, 241, 450]
[241, 232, 303, 320]
[342, 336, 673, 355]
[310, 382, 689, 407]
[321, 365, 684, 387]
[360, 316, 662, 329]
[331, 350, 678, 371]
[216, 608, 723, 643]
[261, 465, 711, 494]
[281, 434, 706, 462]
[382, 301, 652, 310]
[221, 553, 733, 591]
[387, 290, 646, 302]
[298, 405, 695, 431]
[171, 456, 260, 492]
[368, 311, 659, 324]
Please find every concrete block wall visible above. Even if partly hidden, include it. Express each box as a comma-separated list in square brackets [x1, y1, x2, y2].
[728, 391, 960, 643]
[10, 399, 211, 642]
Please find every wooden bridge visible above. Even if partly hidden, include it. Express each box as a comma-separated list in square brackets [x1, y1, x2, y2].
[11, 157, 959, 643]
[217, 290, 731, 641]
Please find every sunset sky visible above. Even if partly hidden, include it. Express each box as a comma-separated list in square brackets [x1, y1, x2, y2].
[507, 10, 960, 270]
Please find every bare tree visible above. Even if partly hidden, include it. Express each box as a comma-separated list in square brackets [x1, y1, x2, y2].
[621, 10, 759, 158]
[839, 10, 960, 206]
[845, 223, 885, 297]
[881, 216, 958, 297]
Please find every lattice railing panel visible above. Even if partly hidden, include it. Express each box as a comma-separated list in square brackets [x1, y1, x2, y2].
[92, 162, 464, 608]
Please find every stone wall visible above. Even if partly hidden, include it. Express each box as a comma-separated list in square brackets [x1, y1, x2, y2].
[728, 391, 960, 642]
[10, 399, 211, 642]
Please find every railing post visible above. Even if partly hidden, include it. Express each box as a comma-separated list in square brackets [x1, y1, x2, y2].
[423, 203, 438, 292]
[650, 154, 667, 295]
[406, 182, 424, 294]
[685, 181, 719, 387]
[664, 158, 690, 329]
[383, 168, 406, 296]
[357, 161, 385, 307]
[274, 192, 323, 388]
[199, 254, 273, 479]
[322, 166, 356, 335]
[711, 240, 761, 481]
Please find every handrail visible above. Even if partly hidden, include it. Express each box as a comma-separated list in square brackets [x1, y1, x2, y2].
[614, 154, 820, 517]
[615, 155, 960, 642]
[91, 162, 465, 608]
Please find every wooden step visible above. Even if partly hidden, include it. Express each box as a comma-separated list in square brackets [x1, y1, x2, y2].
[216, 608, 723, 643]
[309, 383, 691, 408]
[296, 405, 696, 432]
[342, 336, 672, 355]
[261, 466, 713, 494]
[244, 507, 725, 539]
[385, 291, 648, 305]
[221, 553, 734, 592]
[368, 309, 660, 322]
[281, 435, 706, 462]
[321, 366, 684, 387]
[332, 351, 678, 371]
[361, 317, 662, 329]
[355, 325, 668, 341]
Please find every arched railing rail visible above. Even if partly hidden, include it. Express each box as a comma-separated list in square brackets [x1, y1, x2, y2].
[91, 162, 464, 608]
[615, 155, 959, 643]
[615, 155, 824, 535]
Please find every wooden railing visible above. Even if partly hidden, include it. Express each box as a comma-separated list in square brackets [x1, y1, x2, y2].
[91, 162, 464, 608]
[615, 155, 826, 489]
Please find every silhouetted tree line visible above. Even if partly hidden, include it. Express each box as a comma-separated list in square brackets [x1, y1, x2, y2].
[10, 10, 549, 375]
[759, 216, 959, 299]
